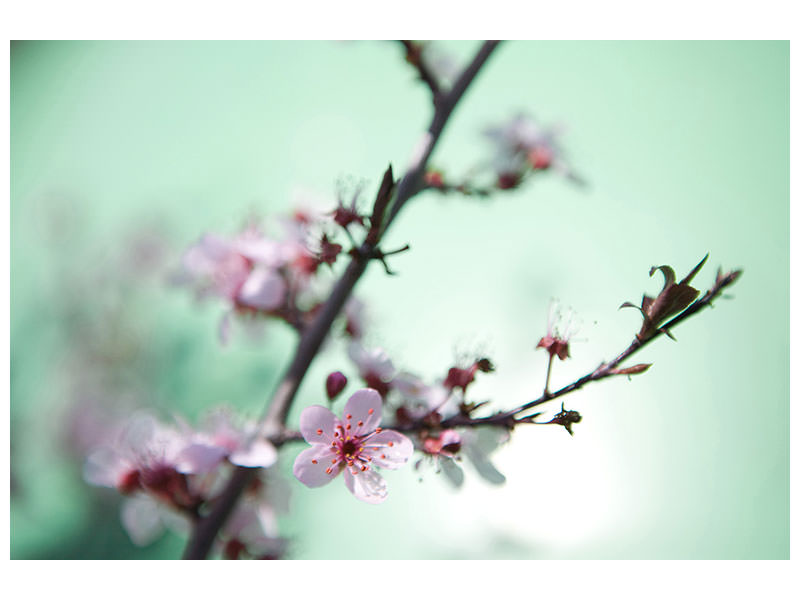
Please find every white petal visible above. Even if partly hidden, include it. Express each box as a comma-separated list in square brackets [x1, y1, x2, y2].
[237, 267, 286, 310]
[174, 443, 227, 474]
[363, 430, 413, 469]
[84, 448, 128, 488]
[120, 496, 164, 546]
[229, 439, 277, 468]
[343, 468, 388, 504]
[440, 457, 465, 488]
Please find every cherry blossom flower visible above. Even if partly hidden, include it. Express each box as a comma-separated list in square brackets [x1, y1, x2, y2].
[483, 114, 575, 188]
[536, 301, 579, 361]
[174, 409, 277, 473]
[179, 231, 287, 309]
[347, 342, 397, 397]
[83, 413, 203, 544]
[175, 229, 287, 343]
[416, 429, 465, 487]
[216, 468, 290, 559]
[343, 297, 367, 339]
[84, 413, 194, 500]
[293, 389, 413, 504]
[394, 374, 460, 420]
[414, 427, 507, 488]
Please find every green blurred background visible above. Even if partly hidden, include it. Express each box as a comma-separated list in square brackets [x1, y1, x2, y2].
[10, 41, 788, 559]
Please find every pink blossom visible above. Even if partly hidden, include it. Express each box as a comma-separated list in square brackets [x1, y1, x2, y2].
[417, 429, 464, 486]
[536, 301, 579, 361]
[176, 230, 287, 343]
[84, 413, 189, 496]
[293, 389, 413, 504]
[483, 114, 575, 186]
[414, 427, 507, 488]
[343, 297, 367, 339]
[393, 375, 460, 421]
[347, 342, 397, 397]
[175, 409, 277, 472]
[217, 468, 290, 559]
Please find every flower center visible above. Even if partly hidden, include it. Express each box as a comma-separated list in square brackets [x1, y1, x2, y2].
[341, 439, 358, 456]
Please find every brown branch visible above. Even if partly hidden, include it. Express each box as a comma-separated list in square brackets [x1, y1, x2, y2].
[399, 40, 442, 102]
[181, 41, 501, 560]
[380, 266, 742, 435]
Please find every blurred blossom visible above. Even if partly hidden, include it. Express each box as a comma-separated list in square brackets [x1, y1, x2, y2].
[483, 113, 576, 188]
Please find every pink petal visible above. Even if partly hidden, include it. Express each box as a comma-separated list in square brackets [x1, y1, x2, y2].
[342, 389, 382, 436]
[238, 267, 286, 310]
[343, 468, 387, 504]
[120, 496, 165, 546]
[293, 445, 342, 488]
[234, 238, 284, 268]
[362, 430, 413, 469]
[83, 448, 128, 488]
[175, 443, 228, 474]
[299, 405, 339, 444]
[229, 439, 277, 468]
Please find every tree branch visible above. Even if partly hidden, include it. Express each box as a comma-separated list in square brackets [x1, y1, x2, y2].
[181, 40, 501, 560]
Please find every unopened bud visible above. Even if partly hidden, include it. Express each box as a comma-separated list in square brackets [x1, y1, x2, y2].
[325, 371, 348, 401]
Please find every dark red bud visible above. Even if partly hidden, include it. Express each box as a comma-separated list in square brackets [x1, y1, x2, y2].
[497, 172, 521, 190]
[444, 366, 475, 391]
[326, 371, 348, 401]
[476, 357, 495, 373]
[224, 539, 246, 560]
[318, 234, 343, 266]
[424, 170, 444, 188]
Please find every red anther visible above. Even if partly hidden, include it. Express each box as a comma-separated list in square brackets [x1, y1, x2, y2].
[317, 428, 323, 435]
[361, 465, 367, 471]
[368, 408, 374, 415]
[326, 467, 332, 474]
[373, 447, 379, 451]
[331, 458, 338, 464]
[380, 454, 386, 459]
[388, 441, 394, 447]
[346, 414, 352, 420]
[346, 424, 351, 430]
[334, 431, 339, 438]
[357, 421, 363, 426]
[376, 427, 382, 433]
[311, 459, 318, 465]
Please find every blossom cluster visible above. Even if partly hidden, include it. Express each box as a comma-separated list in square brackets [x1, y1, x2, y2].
[83, 410, 286, 558]
[326, 341, 510, 488]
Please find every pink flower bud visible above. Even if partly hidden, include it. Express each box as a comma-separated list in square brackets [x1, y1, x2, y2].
[325, 371, 348, 401]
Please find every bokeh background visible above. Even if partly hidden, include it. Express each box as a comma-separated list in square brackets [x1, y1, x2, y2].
[10, 41, 788, 559]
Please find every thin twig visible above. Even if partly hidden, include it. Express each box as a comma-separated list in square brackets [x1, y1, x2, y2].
[371, 267, 741, 435]
[399, 40, 442, 101]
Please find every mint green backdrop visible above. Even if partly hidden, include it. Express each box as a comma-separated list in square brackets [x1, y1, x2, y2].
[10, 41, 788, 559]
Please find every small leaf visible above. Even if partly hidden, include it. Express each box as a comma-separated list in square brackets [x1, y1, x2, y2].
[610, 363, 652, 376]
